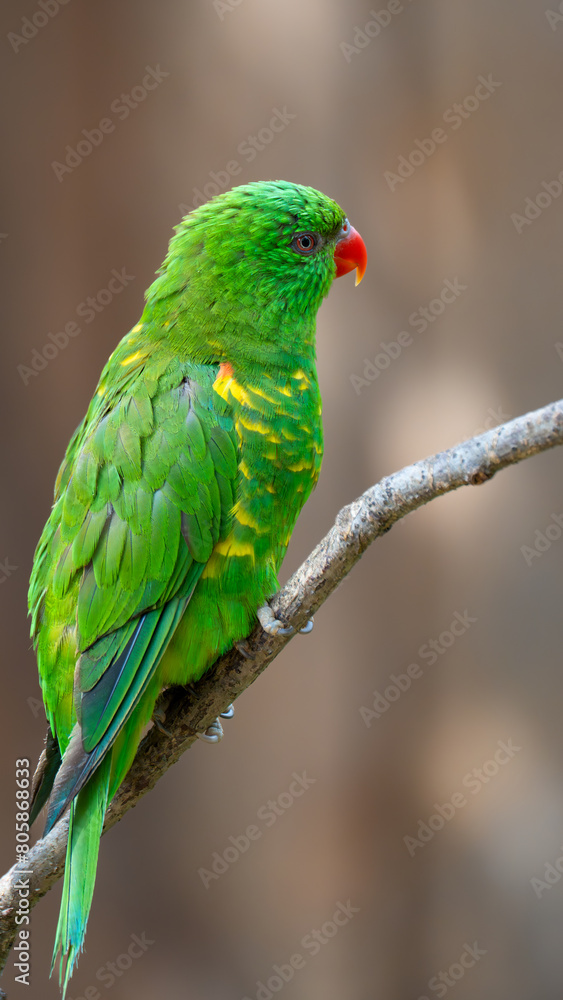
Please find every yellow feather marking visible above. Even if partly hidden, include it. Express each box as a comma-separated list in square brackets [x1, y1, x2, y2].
[201, 554, 221, 579]
[213, 363, 238, 402]
[97, 383, 106, 398]
[230, 380, 257, 408]
[132, 323, 143, 333]
[288, 458, 312, 472]
[248, 385, 277, 404]
[213, 377, 231, 404]
[233, 503, 264, 532]
[213, 372, 285, 442]
[313, 441, 323, 454]
[237, 414, 271, 436]
[291, 368, 310, 386]
[215, 537, 255, 560]
[120, 351, 145, 366]
[239, 459, 252, 479]
[201, 535, 256, 578]
[281, 427, 298, 441]
[266, 484, 276, 494]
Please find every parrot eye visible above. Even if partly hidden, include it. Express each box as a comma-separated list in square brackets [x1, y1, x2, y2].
[291, 232, 320, 255]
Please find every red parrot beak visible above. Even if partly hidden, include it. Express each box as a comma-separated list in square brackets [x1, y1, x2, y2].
[334, 220, 367, 286]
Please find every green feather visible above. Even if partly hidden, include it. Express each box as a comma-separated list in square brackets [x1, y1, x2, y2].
[92, 514, 129, 588]
[71, 506, 109, 566]
[52, 758, 111, 1000]
[72, 448, 98, 504]
[208, 425, 238, 479]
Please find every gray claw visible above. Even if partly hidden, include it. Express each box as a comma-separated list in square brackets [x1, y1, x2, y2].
[257, 604, 295, 636]
[197, 718, 223, 743]
[197, 704, 234, 743]
[299, 618, 314, 634]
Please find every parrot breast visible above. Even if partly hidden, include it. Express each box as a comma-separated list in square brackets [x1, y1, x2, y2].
[159, 357, 323, 686]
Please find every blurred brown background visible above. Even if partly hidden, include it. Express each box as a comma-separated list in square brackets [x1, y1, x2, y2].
[2, 1, 563, 997]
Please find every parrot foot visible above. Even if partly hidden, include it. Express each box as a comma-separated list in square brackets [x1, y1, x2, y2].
[257, 603, 294, 636]
[197, 718, 223, 744]
[196, 704, 235, 743]
[257, 604, 314, 637]
[152, 704, 172, 737]
[185, 681, 235, 743]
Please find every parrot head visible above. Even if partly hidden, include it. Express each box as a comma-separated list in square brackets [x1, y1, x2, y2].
[146, 179, 366, 363]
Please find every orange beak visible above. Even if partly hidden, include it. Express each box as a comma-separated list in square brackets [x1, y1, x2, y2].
[334, 223, 367, 286]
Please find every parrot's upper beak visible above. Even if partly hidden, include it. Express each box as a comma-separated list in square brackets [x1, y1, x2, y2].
[334, 220, 367, 286]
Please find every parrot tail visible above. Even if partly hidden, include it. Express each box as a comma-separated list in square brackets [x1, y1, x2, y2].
[52, 756, 111, 999]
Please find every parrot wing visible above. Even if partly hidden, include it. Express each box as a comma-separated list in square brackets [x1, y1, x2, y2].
[30, 356, 239, 833]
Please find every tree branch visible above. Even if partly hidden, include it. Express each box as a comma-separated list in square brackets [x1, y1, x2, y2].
[1, 397, 562, 972]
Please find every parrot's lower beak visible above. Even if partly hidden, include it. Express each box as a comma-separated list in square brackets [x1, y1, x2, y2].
[334, 222, 367, 286]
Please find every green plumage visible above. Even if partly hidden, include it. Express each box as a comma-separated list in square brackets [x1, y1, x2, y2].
[28, 180, 351, 994]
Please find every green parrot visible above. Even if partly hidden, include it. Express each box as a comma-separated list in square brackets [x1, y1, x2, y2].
[28, 179, 367, 994]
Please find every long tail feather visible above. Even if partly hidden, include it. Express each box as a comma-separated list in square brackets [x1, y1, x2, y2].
[52, 756, 111, 999]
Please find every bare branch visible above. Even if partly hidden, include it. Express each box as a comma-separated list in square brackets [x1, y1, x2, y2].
[1, 397, 561, 971]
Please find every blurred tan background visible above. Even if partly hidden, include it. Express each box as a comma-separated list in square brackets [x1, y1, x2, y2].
[2, 1, 563, 997]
